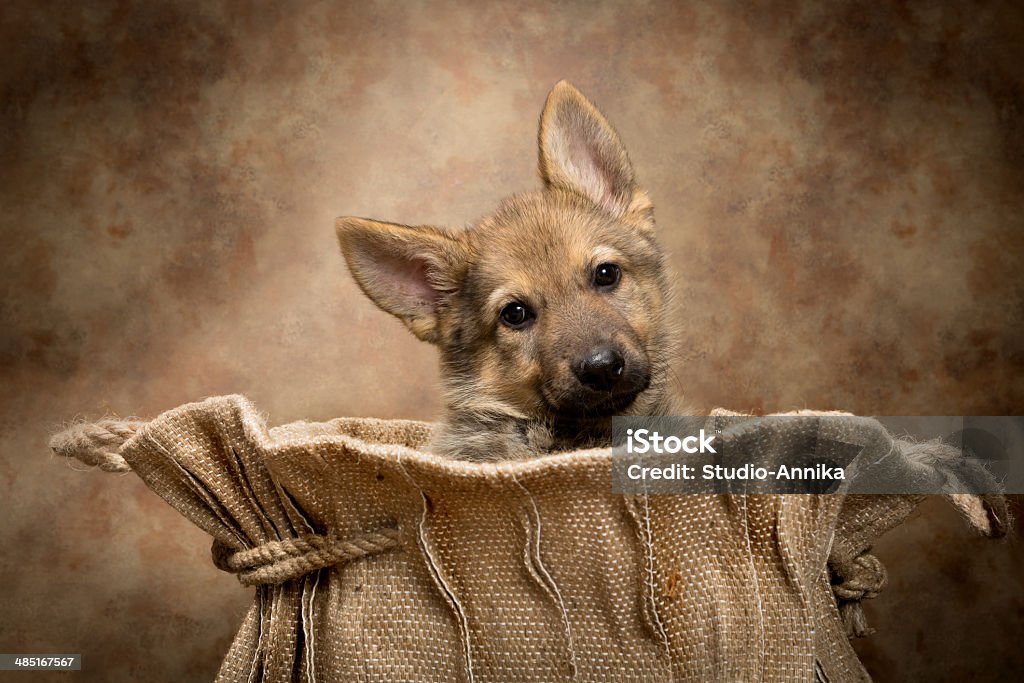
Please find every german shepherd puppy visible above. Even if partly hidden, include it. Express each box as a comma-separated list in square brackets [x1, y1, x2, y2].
[336, 81, 676, 460]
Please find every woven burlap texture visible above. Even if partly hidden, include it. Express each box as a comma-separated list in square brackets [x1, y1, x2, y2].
[50, 395, 1007, 683]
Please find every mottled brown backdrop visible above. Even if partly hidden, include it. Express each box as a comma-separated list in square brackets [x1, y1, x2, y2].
[2, 1, 1022, 681]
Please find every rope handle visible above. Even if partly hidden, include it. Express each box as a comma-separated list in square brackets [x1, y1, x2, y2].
[830, 552, 888, 638]
[49, 419, 146, 472]
[49, 419, 404, 585]
[212, 527, 403, 586]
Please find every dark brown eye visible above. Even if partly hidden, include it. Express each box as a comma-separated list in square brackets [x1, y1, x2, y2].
[593, 262, 621, 289]
[499, 301, 534, 329]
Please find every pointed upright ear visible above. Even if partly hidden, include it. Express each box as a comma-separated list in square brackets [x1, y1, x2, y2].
[538, 81, 649, 219]
[335, 217, 468, 344]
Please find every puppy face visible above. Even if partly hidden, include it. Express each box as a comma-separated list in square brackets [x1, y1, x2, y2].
[336, 82, 672, 441]
[442, 190, 669, 422]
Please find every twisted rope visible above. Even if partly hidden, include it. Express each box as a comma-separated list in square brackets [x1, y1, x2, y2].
[50, 418, 404, 584]
[212, 527, 403, 586]
[49, 420, 146, 472]
[831, 553, 887, 601]
[831, 553, 888, 638]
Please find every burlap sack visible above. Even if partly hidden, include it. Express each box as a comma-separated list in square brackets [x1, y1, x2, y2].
[50, 396, 1008, 682]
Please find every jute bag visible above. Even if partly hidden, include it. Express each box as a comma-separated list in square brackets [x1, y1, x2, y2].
[50, 395, 1008, 682]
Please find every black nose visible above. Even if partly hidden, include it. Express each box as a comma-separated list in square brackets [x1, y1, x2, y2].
[574, 347, 626, 391]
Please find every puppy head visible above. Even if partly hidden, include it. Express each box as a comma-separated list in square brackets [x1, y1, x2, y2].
[337, 81, 671, 425]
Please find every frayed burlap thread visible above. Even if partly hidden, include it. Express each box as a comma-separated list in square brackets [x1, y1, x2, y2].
[51, 396, 1007, 683]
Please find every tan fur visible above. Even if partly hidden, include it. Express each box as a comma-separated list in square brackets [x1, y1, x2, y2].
[336, 81, 680, 460]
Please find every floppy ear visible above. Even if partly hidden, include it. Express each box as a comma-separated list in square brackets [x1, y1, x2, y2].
[335, 217, 468, 344]
[538, 81, 649, 219]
